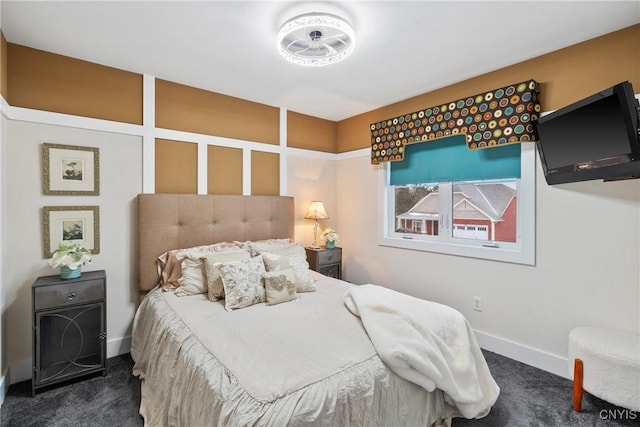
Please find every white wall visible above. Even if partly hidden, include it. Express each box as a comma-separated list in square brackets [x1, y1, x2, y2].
[336, 151, 640, 377]
[1, 119, 340, 386]
[0, 109, 6, 402]
[286, 154, 338, 246]
[4, 120, 142, 382]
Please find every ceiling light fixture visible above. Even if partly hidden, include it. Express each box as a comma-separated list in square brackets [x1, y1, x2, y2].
[277, 12, 355, 67]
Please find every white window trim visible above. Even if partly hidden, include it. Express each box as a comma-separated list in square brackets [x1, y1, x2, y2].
[378, 142, 536, 265]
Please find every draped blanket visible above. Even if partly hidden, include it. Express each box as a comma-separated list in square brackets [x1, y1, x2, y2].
[344, 284, 500, 419]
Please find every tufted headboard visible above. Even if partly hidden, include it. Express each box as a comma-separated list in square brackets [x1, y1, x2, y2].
[137, 194, 294, 293]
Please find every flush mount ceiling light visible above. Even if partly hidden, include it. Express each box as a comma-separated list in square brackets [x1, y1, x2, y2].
[277, 12, 355, 67]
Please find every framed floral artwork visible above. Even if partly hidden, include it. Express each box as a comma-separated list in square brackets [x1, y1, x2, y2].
[42, 143, 99, 195]
[42, 206, 100, 258]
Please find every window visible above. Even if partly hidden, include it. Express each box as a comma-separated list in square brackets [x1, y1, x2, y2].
[379, 137, 535, 265]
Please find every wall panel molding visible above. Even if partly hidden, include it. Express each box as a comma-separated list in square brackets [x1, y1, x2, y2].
[4, 105, 143, 136]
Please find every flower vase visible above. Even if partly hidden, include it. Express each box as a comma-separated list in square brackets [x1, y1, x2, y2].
[326, 241, 335, 249]
[60, 266, 81, 280]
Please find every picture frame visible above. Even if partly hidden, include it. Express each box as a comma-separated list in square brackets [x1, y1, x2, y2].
[42, 206, 100, 258]
[42, 143, 99, 195]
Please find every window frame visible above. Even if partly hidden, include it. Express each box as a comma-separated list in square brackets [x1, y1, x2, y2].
[378, 142, 535, 265]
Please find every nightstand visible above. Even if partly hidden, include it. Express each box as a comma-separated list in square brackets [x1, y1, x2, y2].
[32, 270, 107, 396]
[305, 247, 342, 279]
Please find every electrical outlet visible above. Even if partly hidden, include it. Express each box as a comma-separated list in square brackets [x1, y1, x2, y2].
[473, 296, 483, 312]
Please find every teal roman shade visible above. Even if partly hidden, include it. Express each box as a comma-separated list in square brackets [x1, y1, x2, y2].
[390, 135, 521, 185]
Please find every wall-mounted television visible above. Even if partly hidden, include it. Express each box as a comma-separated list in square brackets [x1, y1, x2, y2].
[534, 81, 640, 185]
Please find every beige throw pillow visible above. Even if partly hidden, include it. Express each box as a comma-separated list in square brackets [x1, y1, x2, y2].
[219, 256, 267, 311]
[254, 242, 305, 258]
[157, 241, 243, 291]
[240, 239, 294, 256]
[174, 246, 250, 297]
[175, 257, 208, 296]
[263, 268, 298, 305]
[202, 251, 251, 301]
[261, 252, 317, 292]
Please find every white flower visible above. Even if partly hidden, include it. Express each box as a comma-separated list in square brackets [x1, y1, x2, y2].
[322, 228, 340, 243]
[49, 243, 92, 270]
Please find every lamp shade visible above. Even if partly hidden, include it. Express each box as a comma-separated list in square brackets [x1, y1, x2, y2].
[304, 201, 329, 220]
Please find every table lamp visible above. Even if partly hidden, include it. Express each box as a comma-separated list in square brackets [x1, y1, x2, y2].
[304, 201, 329, 249]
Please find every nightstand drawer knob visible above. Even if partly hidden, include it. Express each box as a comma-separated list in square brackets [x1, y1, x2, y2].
[327, 255, 334, 261]
[67, 292, 77, 301]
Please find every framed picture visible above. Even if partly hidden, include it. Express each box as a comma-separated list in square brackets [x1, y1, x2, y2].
[42, 143, 99, 195]
[42, 206, 100, 258]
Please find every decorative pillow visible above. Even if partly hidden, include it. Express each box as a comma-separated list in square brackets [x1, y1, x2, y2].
[202, 250, 251, 301]
[254, 242, 305, 258]
[237, 238, 293, 257]
[219, 256, 267, 311]
[176, 241, 240, 260]
[261, 252, 317, 292]
[157, 241, 242, 291]
[263, 268, 298, 305]
[175, 257, 208, 296]
[156, 249, 182, 291]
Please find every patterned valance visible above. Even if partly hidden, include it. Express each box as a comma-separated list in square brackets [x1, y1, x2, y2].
[370, 79, 540, 164]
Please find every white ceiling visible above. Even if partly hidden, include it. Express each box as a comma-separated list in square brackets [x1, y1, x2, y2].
[2, 1, 639, 121]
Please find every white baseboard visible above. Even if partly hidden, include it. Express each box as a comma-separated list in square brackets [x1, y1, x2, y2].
[0, 370, 7, 406]
[7, 335, 133, 386]
[474, 329, 570, 379]
[8, 359, 31, 386]
[107, 335, 131, 358]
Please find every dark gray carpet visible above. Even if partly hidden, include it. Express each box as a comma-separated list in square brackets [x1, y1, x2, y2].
[452, 351, 639, 427]
[1, 351, 638, 426]
[0, 354, 142, 427]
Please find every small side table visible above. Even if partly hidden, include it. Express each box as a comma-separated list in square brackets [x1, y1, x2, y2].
[305, 246, 342, 279]
[32, 270, 107, 396]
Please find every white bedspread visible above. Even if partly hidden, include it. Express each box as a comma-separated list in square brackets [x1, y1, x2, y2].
[132, 272, 460, 426]
[344, 284, 500, 419]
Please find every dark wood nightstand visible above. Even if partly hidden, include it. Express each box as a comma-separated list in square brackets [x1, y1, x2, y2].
[32, 270, 107, 396]
[305, 246, 342, 279]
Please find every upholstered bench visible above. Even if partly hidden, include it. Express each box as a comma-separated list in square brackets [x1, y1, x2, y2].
[569, 327, 640, 412]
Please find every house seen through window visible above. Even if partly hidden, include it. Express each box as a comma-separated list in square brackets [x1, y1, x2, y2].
[395, 182, 517, 243]
[379, 135, 535, 265]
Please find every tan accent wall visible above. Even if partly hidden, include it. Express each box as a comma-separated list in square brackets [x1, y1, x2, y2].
[208, 145, 243, 195]
[287, 110, 337, 152]
[155, 138, 197, 194]
[337, 24, 640, 153]
[6, 43, 142, 124]
[156, 79, 280, 145]
[251, 151, 279, 195]
[1, 32, 7, 100]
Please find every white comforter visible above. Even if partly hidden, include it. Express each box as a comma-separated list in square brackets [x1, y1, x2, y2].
[132, 272, 459, 426]
[344, 284, 500, 419]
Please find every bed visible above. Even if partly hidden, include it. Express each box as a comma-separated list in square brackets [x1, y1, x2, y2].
[131, 194, 499, 426]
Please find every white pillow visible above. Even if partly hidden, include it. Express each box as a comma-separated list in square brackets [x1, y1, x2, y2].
[175, 247, 249, 297]
[240, 239, 294, 257]
[261, 252, 317, 293]
[254, 242, 305, 258]
[219, 256, 267, 311]
[263, 268, 298, 306]
[157, 241, 244, 291]
[175, 257, 208, 296]
[202, 250, 252, 301]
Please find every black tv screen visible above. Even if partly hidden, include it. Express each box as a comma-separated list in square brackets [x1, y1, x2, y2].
[534, 81, 640, 184]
